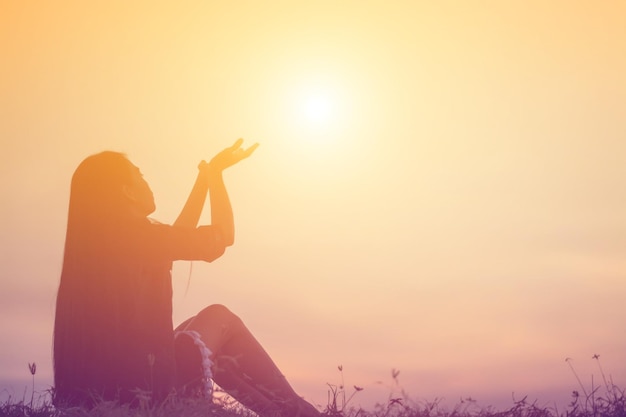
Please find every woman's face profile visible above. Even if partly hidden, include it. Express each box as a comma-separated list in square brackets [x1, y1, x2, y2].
[123, 164, 156, 217]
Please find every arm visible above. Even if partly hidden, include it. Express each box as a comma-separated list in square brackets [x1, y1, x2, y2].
[175, 139, 258, 244]
[204, 139, 258, 246]
[173, 167, 210, 229]
[206, 168, 234, 246]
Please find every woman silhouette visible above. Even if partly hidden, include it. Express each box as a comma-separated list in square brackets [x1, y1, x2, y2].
[53, 139, 320, 417]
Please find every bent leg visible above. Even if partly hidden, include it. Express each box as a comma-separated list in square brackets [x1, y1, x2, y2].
[181, 304, 319, 417]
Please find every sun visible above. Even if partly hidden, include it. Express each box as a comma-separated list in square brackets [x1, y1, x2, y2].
[303, 93, 334, 126]
[277, 72, 360, 154]
[288, 82, 342, 133]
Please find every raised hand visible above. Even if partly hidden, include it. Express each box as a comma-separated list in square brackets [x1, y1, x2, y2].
[199, 139, 259, 174]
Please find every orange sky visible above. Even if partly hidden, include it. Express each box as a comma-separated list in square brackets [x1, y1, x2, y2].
[1, 0, 625, 411]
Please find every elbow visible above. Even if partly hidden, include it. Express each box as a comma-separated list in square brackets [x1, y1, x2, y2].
[215, 225, 234, 247]
[205, 244, 227, 263]
[223, 228, 235, 247]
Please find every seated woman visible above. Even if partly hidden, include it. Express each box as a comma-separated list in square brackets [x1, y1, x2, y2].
[53, 140, 320, 417]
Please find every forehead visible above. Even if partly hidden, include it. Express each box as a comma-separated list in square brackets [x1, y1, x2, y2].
[126, 164, 145, 180]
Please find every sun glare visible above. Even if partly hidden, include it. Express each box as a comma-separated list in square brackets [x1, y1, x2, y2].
[277, 71, 362, 159]
[286, 81, 344, 134]
[303, 93, 334, 125]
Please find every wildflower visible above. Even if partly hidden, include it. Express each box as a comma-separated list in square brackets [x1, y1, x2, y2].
[28, 362, 37, 409]
[389, 398, 402, 406]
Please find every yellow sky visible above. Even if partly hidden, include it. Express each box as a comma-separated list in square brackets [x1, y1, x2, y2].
[1, 0, 625, 411]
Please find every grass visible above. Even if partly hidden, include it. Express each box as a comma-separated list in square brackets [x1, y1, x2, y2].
[3, 358, 625, 417]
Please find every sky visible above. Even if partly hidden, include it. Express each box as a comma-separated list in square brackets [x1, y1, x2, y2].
[1, 0, 625, 412]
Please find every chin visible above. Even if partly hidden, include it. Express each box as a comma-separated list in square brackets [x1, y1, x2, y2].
[141, 201, 156, 217]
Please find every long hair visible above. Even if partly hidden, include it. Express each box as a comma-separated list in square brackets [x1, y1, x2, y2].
[53, 151, 141, 406]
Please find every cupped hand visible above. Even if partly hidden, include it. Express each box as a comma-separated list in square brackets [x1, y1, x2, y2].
[199, 139, 259, 173]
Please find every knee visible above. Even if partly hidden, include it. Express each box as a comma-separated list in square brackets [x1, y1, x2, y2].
[199, 303, 234, 318]
[195, 304, 243, 328]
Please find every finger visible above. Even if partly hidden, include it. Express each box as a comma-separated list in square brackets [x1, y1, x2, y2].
[229, 138, 244, 150]
[242, 142, 260, 157]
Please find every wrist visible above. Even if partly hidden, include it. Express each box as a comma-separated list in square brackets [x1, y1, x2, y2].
[198, 161, 222, 180]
